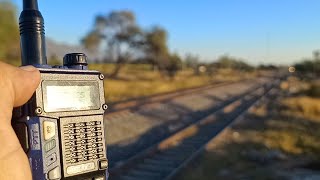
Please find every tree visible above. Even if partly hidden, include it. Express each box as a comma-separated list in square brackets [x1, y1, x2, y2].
[82, 11, 143, 77]
[143, 27, 183, 78]
[165, 53, 182, 79]
[313, 50, 320, 61]
[215, 55, 254, 72]
[81, 30, 101, 54]
[143, 26, 169, 72]
[216, 55, 235, 69]
[0, 0, 20, 65]
[184, 53, 200, 75]
[295, 59, 320, 75]
[294, 50, 320, 76]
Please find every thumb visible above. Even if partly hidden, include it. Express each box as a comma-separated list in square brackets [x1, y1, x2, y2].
[13, 65, 41, 107]
[0, 62, 40, 111]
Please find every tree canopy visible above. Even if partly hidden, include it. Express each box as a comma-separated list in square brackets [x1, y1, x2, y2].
[82, 11, 144, 77]
[215, 55, 254, 71]
[294, 50, 320, 75]
[82, 11, 184, 78]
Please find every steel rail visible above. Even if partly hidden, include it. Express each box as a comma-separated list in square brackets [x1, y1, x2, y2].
[109, 81, 277, 180]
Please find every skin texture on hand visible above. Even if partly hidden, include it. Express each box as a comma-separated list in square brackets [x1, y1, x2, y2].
[0, 61, 40, 180]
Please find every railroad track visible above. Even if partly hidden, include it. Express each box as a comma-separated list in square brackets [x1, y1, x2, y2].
[108, 80, 279, 180]
[106, 78, 269, 166]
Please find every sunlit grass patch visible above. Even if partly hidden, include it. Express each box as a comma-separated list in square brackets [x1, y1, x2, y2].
[261, 129, 303, 154]
[251, 96, 320, 158]
[89, 63, 256, 103]
[282, 96, 320, 121]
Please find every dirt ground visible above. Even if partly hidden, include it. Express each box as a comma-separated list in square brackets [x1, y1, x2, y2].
[177, 77, 320, 180]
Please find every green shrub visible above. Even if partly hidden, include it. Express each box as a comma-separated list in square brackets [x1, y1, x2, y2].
[308, 82, 320, 97]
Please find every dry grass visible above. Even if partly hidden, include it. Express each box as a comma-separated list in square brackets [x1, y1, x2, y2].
[89, 64, 256, 103]
[262, 97, 320, 156]
[282, 96, 320, 121]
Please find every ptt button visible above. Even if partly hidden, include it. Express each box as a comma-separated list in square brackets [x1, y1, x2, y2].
[99, 159, 108, 170]
[43, 121, 55, 140]
[48, 166, 61, 180]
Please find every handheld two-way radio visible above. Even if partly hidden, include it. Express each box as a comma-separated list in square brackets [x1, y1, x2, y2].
[12, 0, 109, 179]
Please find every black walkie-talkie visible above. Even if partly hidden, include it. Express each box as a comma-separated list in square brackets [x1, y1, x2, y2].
[12, 0, 109, 179]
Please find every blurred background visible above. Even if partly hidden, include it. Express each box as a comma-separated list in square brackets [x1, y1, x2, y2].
[1, 0, 320, 179]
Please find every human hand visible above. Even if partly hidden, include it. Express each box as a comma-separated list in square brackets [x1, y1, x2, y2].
[0, 61, 40, 180]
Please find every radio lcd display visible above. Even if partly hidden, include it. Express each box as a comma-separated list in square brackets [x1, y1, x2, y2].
[42, 81, 100, 112]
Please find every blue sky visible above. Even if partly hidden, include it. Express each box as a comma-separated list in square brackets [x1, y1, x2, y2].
[12, 0, 320, 65]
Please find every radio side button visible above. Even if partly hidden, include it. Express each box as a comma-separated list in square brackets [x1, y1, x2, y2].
[43, 121, 55, 140]
[94, 176, 105, 180]
[45, 139, 56, 152]
[46, 153, 57, 167]
[48, 166, 61, 180]
[99, 159, 108, 170]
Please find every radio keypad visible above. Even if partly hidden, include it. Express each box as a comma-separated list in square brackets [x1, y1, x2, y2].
[64, 121, 105, 164]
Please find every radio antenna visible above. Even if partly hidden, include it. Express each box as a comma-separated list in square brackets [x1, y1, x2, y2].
[20, 0, 47, 65]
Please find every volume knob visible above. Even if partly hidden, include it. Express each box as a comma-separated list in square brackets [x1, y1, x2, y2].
[63, 53, 88, 70]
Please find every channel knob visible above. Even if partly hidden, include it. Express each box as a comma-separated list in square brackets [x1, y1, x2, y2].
[63, 53, 88, 70]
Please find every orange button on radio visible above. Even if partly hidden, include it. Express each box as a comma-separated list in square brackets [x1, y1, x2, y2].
[43, 121, 55, 140]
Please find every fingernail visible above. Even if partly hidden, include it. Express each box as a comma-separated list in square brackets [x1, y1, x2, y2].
[20, 65, 37, 72]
